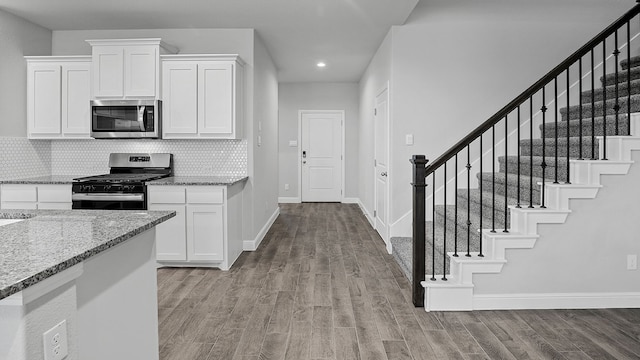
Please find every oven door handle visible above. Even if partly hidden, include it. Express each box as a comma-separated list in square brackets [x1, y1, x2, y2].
[72, 193, 145, 202]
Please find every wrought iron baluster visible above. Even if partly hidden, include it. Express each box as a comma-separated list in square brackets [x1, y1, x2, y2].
[579, 58, 584, 160]
[614, 30, 620, 135]
[628, 21, 632, 134]
[554, 77, 559, 184]
[454, 154, 458, 257]
[603, 39, 608, 160]
[492, 125, 496, 233]
[479, 134, 484, 258]
[504, 116, 509, 233]
[442, 164, 447, 281]
[591, 49, 596, 160]
[541, 88, 547, 209]
[529, 96, 534, 208]
[431, 173, 436, 281]
[466, 145, 471, 257]
[517, 105, 521, 208]
[566, 68, 571, 184]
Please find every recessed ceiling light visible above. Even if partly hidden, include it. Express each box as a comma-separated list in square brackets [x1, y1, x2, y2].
[317, 62, 326, 68]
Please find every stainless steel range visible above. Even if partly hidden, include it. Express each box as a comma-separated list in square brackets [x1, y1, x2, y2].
[72, 153, 173, 210]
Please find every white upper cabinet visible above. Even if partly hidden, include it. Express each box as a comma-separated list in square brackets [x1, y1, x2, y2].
[87, 39, 177, 99]
[161, 55, 244, 139]
[26, 56, 91, 139]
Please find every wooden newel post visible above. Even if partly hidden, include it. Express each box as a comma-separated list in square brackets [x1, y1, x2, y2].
[410, 155, 428, 307]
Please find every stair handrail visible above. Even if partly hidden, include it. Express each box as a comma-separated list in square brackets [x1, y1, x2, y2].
[424, 2, 640, 176]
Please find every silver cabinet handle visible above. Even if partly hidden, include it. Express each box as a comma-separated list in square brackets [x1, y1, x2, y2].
[72, 193, 144, 202]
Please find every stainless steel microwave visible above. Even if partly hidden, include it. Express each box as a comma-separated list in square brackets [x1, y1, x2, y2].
[91, 100, 161, 139]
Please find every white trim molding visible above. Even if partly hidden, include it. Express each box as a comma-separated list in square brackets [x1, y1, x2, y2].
[474, 292, 640, 310]
[243, 207, 280, 251]
[278, 197, 300, 204]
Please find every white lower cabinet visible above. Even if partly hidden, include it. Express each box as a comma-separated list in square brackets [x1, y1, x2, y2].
[148, 184, 243, 270]
[0, 184, 72, 210]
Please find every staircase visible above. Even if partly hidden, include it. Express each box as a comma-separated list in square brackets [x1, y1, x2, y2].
[391, 7, 640, 311]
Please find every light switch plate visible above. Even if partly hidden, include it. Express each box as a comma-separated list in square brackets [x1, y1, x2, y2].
[289, 140, 298, 147]
[406, 134, 414, 145]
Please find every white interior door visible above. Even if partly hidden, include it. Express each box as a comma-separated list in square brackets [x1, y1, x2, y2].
[375, 87, 389, 242]
[301, 111, 343, 202]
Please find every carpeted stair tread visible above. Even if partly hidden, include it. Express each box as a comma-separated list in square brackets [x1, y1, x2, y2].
[541, 114, 629, 138]
[560, 94, 640, 121]
[477, 172, 543, 205]
[499, 155, 569, 182]
[456, 188, 515, 225]
[601, 65, 640, 86]
[521, 136, 598, 158]
[620, 55, 640, 70]
[434, 203, 506, 243]
[581, 78, 640, 103]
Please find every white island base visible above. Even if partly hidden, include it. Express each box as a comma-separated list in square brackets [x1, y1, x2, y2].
[0, 229, 159, 360]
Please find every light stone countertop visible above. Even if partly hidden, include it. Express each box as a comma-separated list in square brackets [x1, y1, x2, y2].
[0, 209, 175, 300]
[0, 175, 249, 186]
[0, 175, 87, 184]
[147, 176, 249, 186]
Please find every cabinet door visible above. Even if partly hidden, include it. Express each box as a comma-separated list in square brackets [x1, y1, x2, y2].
[187, 204, 224, 262]
[124, 46, 157, 97]
[92, 46, 124, 97]
[27, 63, 62, 136]
[198, 62, 234, 136]
[62, 62, 91, 136]
[162, 62, 198, 136]
[150, 203, 187, 261]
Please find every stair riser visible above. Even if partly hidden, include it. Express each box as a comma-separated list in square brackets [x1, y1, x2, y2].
[434, 207, 507, 242]
[621, 56, 640, 70]
[560, 97, 640, 121]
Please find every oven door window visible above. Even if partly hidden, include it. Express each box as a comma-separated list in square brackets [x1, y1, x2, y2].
[92, 106, 154, 132]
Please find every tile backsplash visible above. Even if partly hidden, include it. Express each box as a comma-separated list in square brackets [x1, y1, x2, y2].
[51, 139, 248, 176]
[0, 137, 247, 180]
[0, 137, 51, 180]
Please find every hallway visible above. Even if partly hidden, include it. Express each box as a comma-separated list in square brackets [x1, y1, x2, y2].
[157, 203, 640, 359]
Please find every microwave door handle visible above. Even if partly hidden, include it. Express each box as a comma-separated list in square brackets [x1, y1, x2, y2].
[138, 106, 146, 131]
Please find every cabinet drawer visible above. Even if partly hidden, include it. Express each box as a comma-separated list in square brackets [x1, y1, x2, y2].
[1, 185, 37, 202]
[38, 185, 72, 202]
[38, 202, 72, 210]
[187, 187, 223, 204]
[149, 187, 186, 204]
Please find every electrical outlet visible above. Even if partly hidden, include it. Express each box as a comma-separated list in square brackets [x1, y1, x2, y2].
[284, 184, 290, 191]
[628, 254, 637, 270]
[43, 320, 68, 360]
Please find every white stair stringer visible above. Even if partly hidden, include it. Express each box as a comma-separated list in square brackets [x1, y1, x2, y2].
[421, 134, 640, 312]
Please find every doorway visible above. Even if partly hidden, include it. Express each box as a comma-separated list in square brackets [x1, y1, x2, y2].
[374, 85, 389, 244]
[299, 110, 344, 202]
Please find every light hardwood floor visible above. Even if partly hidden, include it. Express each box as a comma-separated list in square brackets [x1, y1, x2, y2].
[157, 203, 640, 360]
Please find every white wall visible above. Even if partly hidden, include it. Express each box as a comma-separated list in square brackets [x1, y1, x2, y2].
[475, 150, 640, 296]
[0, 9, 51, 137]
[359, 0, 635, 235]
[358, 31, 392, 221]
[278, 83, 359, 201]
[249, 33, 279, 243]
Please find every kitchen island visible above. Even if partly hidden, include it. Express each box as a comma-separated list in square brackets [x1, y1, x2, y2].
[0, 209, 175, 360]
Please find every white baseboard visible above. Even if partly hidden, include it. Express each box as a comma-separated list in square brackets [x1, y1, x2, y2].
[342, 197, 359, 204]
[390, 210, 412, 238]
[278, 197, 300, 203]
[358, 200, 375, 227]
[474, 292, 640, 310]
[243, 207, 280, 251]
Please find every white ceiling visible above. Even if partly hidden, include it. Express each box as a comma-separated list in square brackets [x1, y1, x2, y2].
[0, 0, 419, 83]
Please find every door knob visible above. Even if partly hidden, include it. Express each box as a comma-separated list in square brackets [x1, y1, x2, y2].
[302, 150, 307, 158]
[381, 172, 387, 177]
[303, 161, 307, 164]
